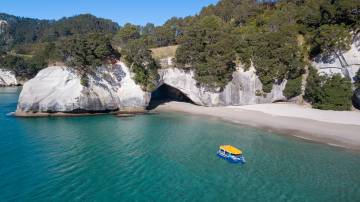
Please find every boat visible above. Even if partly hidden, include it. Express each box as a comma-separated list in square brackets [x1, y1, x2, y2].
[217, 145, 246, 164]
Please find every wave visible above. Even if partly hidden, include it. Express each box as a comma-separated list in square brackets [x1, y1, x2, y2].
[6, 112, 14, 116]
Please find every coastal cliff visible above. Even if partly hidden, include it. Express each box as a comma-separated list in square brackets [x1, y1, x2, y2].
[16, 62, 288, 114]
[311, 34, 360, 109]
[158, 65, 286, 106]
[312, 34, 360, 81]
[15, 62, 150, 115]
[15, 36, 360, 114]
[0, 69, 17, 86]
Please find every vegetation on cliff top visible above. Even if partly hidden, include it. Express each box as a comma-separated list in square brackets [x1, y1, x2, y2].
[60, 33, 121, 87]
[121, 38, 159, 91]
[60, 33, 120, 71]
[175, 0, 358, 92]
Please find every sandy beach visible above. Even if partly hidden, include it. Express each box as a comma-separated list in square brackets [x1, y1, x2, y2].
[154, 102, 360, 151]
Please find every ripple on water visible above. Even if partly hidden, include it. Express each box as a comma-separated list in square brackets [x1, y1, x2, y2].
[0, 88, 360, 201]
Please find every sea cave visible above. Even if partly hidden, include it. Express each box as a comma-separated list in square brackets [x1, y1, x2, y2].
[147, 84, 194, 110]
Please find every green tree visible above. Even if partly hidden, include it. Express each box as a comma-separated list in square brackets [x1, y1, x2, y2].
[315, 74, 352, 110]
[0, 13, 119, 50]
[60, 33, 120, 73]
[305, 68, 353, 111]
[284, 76, 303, 99]
[176, 15, 236, 89]
[113, 23, 140, 47]
[304, 66, 322, 104]
[0, 55, 45, 79]
[141, 23, 156, 36]
[122, 39, 159, 91]
[234, 26, 305, 92]
[200, 0, 260, 25]
[310, 24, 351, 57]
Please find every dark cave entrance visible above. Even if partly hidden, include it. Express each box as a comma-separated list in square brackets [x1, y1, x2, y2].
[147, 84, 195, 110]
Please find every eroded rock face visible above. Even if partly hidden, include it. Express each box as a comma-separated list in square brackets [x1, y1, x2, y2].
[16, 62, 150, 113]
[158, 65, 287, 106]
[0, 69, 17, 86]
[312, 34, 360, 82]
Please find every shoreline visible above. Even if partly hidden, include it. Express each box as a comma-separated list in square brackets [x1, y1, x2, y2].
[13, 101, 360, 151]
[13, 111, 118, 117]
[153, 102, 360, 151]
[13, 109, 149, 117]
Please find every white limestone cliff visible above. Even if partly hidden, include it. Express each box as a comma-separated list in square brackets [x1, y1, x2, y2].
[0, 69, 17, 86]
[16, 62, 150, 114]
[312, 34, 360, 82]
[158, 65, 287, 106]
[19, 34, 360, 113]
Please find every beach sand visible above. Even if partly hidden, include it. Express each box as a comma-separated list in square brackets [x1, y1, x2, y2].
[153, 102, 360, 151]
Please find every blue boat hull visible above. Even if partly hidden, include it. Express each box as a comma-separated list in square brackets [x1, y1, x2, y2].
[217, 152, 246, 164]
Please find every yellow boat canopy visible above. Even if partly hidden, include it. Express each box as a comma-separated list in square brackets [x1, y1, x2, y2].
[220, 145, 242, 155]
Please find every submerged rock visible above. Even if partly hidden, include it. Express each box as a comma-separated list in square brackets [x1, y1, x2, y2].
[0, 69, 17, 86]
[16, 62, 150, 114]
[158, 65, 287, 106]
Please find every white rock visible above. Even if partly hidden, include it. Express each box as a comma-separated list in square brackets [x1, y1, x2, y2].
[158, 65, 287, 106]
[0, 69, 17, 86]
[219, 65, 287, 105]
[16, 62, 150, 113]
[312, 34, 360, 82]
[0, 20, 8, 34]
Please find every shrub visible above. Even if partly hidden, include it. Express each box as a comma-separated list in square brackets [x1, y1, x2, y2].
[0, 54, 46, 79]
[122, 39, 159, 91]
[304, 67, 322, 104]
[112, 23, 140, 47]
[305, 68, 353, 111]
[284, 76, 302, 99]
[80, 75, 89, 87]
[314, 75, 352, 111]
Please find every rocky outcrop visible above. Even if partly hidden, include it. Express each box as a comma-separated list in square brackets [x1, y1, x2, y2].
[353, 89, 360, 110]
[17, 60, 288, 114]
[16, 62, 150, 114]
[312, 34, 360, 82]
[26, 38, 360, 112]
[0, 20, 8, 34]
[158, 65, 287, 106]
[312, 34, 360, 110]
[0, 69, 17, 86]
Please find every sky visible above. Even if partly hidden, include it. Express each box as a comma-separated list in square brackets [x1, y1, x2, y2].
[0, 0, 219, 26]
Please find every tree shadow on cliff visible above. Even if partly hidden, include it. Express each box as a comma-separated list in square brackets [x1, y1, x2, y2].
[147, 84, 195, 110]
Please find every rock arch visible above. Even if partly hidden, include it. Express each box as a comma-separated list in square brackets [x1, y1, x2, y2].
[147, 83, 195, 109]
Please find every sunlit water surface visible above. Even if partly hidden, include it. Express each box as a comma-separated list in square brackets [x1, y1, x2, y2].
[0, 87, 359, 202]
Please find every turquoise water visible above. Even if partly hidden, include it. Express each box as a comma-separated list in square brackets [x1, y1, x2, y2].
[0, 87, 360, 202]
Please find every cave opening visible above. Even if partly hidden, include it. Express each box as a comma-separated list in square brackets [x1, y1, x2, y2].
[147, 84, 195, 110]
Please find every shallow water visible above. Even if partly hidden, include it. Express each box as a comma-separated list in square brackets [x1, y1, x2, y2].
[0, 87, 359, 202]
